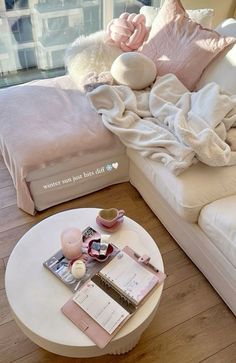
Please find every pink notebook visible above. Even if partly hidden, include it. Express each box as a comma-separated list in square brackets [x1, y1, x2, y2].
[61, 246, 166, 349]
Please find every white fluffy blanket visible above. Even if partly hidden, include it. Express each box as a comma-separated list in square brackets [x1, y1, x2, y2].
[88, 74, 236, 174]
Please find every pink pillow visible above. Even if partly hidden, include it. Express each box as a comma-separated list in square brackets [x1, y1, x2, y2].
[106, 13, 148, 52]
[139, 0, 235, 90]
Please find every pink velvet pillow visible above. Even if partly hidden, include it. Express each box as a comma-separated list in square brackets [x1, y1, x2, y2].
[139, 0, 235, 90]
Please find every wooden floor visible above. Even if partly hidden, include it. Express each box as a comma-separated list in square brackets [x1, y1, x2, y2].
[0, 154, 236, 363]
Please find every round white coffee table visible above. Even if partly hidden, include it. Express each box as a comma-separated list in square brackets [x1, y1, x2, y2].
[5, 208, 164, 358]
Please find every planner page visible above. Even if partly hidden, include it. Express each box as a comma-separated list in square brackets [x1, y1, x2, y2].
[73, 280, 130, 334]
[99, 250, 159, 305]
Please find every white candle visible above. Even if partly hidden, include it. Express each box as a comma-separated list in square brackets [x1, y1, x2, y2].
[71, 260, 86, 279]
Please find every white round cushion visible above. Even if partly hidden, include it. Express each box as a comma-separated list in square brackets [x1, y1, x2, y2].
[111, 52, 156, 90]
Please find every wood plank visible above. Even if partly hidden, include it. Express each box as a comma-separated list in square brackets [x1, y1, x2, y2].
[0, 185, 17, 208]
[0, 222, 35, 259]
[0, 259, 5, 290]
[162, 247, 199, 290]
[6, 275, 222, 363]
[14, 305, 236, 363]
[148, 226, 178, 255]
[0, 182, 136, 234]
[11, 350, 71, 363]
[135, 304, 236, 363]
[3, 257, 9, 268]
[40, 182, 137, 219]
[0, 205, 34, 234]
[127, 206, 161, 231]
[0, 154, 6, 169]
[133, 304, 236, 363]
[0, 289, 13, 325]
[0, 183, 137, 256]
[43, 184, 152, 230]
[0, 181, 154, 235]
[149, 274, 222, 336]
[201, 343, 236, 363]
[12, 349, 112, 363]
[0, 168, 13, 189]
[123, 182, 142, 202]
[0, 321, 37, 363]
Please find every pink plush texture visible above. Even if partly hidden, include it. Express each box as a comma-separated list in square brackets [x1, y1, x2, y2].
[106, 13, 148, 52]
[139, 0, 236, 90]
[83, 71, 113, 92]
[83, 71, 113, 85]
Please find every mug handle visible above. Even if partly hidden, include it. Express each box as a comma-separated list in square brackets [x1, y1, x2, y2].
[118, 209, 125, 218]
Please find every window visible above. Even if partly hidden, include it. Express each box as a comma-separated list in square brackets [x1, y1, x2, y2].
[9, 16, 33, 43]
[84, 3, 101, 34]
[18, 47, 36, 68]
[47, 16, 69, 31]
[0, 0, 160, 88]
[5, 0, 29, 11]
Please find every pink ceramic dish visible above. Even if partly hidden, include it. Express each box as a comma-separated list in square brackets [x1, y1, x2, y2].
[87, 240, 114, 261]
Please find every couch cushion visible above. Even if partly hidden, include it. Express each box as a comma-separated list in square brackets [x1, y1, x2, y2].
[215, 17, 236, 37]
[196, 18, 236, 95]
[196, 43, 236, 95]
[127, 149, 236, 223]
[199, 196, 236, 268]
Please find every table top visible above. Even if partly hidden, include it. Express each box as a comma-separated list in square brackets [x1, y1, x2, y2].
[5, 208, 164, 355]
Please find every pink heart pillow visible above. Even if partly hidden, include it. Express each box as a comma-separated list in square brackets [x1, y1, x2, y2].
[139, 0, 235, 90]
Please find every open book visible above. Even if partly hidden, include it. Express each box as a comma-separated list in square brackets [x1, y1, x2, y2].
[62, 246, 166, 348]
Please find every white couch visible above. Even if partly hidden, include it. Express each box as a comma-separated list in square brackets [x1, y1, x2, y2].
[128, 14, 236, 316]
[129, 150, 236, 315]
[102, 0, 234, 317]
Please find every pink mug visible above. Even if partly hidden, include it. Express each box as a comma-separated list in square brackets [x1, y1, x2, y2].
[97, 208, 125, 228]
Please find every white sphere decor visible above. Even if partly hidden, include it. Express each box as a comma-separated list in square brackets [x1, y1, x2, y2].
[111, 52, 157, 90]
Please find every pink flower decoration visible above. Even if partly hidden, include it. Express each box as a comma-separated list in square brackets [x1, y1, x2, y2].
[106, 13, 148, 52]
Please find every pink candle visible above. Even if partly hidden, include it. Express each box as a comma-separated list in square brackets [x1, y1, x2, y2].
[61, 227, 82, 260]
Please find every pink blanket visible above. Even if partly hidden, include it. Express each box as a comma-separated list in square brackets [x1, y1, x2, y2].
[0, 76, 117, 214]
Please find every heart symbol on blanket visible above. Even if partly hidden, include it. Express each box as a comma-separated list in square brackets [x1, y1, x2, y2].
[112, 162, 119, 169]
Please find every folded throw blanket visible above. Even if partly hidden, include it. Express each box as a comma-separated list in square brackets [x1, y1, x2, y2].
[88, 74, 236, 175]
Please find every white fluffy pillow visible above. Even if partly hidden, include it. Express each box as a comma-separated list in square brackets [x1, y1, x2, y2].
[186, 8, 214, 28]
[140, 6, 214, 28]
[65, 30, 123, 88]
[196, 18, 236, 94]
[140, 6, 160, 27]
[111, 52, 156, 90]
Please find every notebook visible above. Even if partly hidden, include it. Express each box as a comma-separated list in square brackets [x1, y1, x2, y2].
[61, 246, 166, 348]
[98, 249, 161, 306]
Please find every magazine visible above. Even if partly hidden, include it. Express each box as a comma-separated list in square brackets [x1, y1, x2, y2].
[43, 226, 118, 292]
